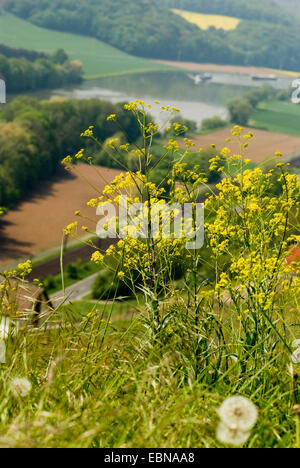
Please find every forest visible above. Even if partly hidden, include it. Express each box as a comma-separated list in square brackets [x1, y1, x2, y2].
[3, 0, 300, 71]
[0, 45, 82, 93]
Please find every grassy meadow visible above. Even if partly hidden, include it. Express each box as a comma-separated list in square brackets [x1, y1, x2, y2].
[252, 101, 300, 137]
[0, 12, 171, 79]
[172, 9, 241, 31]
[1, 308, 298, 448]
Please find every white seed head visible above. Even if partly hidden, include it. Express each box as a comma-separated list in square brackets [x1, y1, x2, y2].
[218, 395, 258, 431]
[216, 422, 251, 446]
[292, 340, 300, 349]
[11, 377, 32, 398]
[291, 347, 300, 365]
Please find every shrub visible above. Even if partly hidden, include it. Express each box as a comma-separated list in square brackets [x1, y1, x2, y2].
[66, 262, 80, 280]
[201, 116, 227, 131]
[228, 98, 253, 125]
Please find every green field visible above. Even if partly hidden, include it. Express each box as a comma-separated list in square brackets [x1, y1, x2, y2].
[252, 100, 300, 136]
[0, 12, 171, 79]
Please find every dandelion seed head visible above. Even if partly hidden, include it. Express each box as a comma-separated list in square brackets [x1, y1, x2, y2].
[11, 377, 31, 398]
[216, 422, 251, 446]
[218, 396, 258, 431]
[292, 339, 300, 349]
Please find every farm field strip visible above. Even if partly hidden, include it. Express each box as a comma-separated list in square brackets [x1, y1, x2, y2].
[181, 127, 300, 163]
[0, 12, 171, 78]
[172, 9, 241, 31]
[0, 165, 121, 266]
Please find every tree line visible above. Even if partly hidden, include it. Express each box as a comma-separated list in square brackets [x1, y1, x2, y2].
[0, 43, 46, 61]
[0, 46, 82, 93]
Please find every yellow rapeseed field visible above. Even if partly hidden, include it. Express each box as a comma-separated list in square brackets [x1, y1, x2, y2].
[172, 9, 240, 31]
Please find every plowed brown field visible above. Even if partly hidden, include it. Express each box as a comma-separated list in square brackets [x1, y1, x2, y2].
[0, 165, 121, 265]
[179, 127, 300, 163]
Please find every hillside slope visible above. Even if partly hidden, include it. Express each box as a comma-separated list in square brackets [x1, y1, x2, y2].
[3, 0, 229, 62]
[169, 1, 300, 71]
[0, 11, 170, 78]
[2, 0, 300, 72]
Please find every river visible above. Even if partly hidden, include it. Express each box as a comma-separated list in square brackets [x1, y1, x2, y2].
[8, 70, 293, 128]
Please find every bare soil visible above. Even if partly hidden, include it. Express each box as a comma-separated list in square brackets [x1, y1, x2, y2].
[178, 127, 300, 163]
[0, 165, 121, 265]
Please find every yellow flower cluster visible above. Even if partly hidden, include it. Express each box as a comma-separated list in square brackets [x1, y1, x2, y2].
[61, 155, 73, 166]
[74, 149, 85, 160]
[165, 139, 179, 151]
[166, 122, 188, 136]
[105, 137, 120, 148]
[146, 122, 159, 135]
[91, 251, 104, 265]
[107, 114, 117, 122]
[17, 260, 32, 277]
[124, 102, 138, 112]
[80, 126, 94, 138]
[63, 222, 78, 236]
